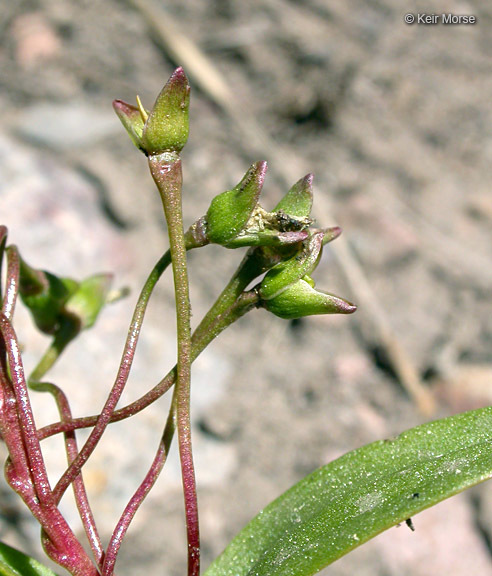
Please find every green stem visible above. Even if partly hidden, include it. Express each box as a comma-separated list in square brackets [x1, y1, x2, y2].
[37, 288, 259, 442]
[148, 152, 199, 576]
[29, 319, 80, 383]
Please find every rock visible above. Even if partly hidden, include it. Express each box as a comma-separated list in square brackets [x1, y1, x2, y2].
[12, 103, 119, 150]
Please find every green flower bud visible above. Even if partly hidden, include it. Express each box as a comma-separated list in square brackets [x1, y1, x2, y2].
[18, 256, 79, 335]
[18, 256, 112, 335]
[64, 273, 113, 330]
[274, 173, 313, 219]
[141, 67, 190, 155]
[205, 164, 317, 249]
[259, 231, 324, 300]
[206, 162, 267, 246]
[112, 100, 146, 152]
[262, 276, 356, 319]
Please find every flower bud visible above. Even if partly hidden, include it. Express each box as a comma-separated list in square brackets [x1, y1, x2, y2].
[206, 162, 267, 246]
[18, 257, 79, 335]
[262, 276, 356, 319]
[64, 273, 113, 330]
[18, 256, 112, 335]
[141, 67, 190, 155]
[204, 165, 323, 249]
[259, 232, 324, 300]
[274, 173, 313, 219]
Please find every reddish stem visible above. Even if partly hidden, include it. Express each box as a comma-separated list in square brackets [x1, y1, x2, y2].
[36, 380, 104, 567]
[148, 154, 199, 576]
[1, 316, 54, 504]
[38, 290, 260, 442]
[2, 246, 20, 320]
[102, 421, 172, 576]
[0, 315, 97, 576]
[51, 249, 173, 503]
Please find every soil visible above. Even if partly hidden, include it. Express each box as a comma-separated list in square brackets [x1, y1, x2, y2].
[1, 1, 492, 575]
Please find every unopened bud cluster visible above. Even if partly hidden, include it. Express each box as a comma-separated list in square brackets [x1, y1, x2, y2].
[114, 67, 356, 321]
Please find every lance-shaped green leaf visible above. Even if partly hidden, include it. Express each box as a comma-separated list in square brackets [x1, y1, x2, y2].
[262, 275, 356, 319]
[64, 273, 113, 330]
[18, 255, 79, 335]
[141, 67, 190, 155]
[0, 541, 60, 576]
[205, 406, 492, 576]
[206, 162, 267, 246]
[112, 100, 146, 152]
[259, 231, 324, 301]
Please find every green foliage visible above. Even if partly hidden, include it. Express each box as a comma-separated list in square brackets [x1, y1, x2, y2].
[1, 67, 490, 576]
[205, 406, 492, 576]
[0, 542, 59, 576]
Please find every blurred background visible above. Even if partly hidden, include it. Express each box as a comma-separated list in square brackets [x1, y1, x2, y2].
[1, 1, 492, 575]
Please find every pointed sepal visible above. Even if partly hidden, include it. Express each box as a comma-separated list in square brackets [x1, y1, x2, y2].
[206, 162, 267, 246]
[274, 173, 314, 220]
[259, 231, 324, 300]
[262, 276, 356, 319]
[65, 273, 113, 330]
[141, 67, 190, 155]
[112, 100, 146, 152]
[18, 256, 79, 335]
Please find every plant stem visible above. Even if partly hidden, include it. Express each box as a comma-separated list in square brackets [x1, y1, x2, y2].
[3, 246, 20, 321]
[0, 226, 7, 306]
[29, 330, 104, 568]
[102, 393, 178, 576]
[148, 152, 199, 576]
[38, 276, 261, 441]
[0, 315, 97, 576]
[52, 247, 175, 503]
[30, 319, 80, 382]
[101, 288, 259, 574]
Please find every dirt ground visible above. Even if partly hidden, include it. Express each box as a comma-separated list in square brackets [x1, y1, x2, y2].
[1, 1, 492, 575]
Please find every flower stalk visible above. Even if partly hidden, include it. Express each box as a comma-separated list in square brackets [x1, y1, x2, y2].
[148, 153, 199, 576]
[0, 65, 358, 576]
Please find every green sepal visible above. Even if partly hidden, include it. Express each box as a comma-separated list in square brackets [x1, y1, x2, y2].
[64, 273, 113, 330]
[225, 227, 309, 249]
[18, 256, 79, 335]
[141, 67, 190, 155]
[112, 100, 146, 152]
[259, 231, 324, 301]
[274, 173, 313, 219]
[206, 162, 267, 246]
[262, 275, 356, 319]
[206, 169, 317, 249]
[322, 225, 342, 245]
